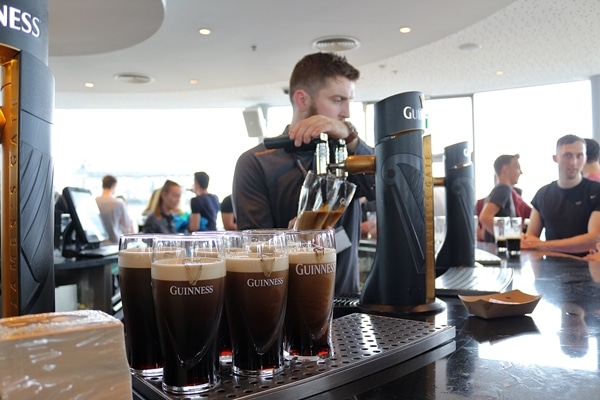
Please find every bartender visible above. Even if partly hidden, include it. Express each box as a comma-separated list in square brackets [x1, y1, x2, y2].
[232, 52, 375, 297]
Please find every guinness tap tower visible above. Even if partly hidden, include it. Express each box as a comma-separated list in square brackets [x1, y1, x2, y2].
[0, 0, 54, 317]
[359, 92, 444, 315]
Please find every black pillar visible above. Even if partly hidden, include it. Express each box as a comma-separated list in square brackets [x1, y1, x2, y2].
[1, 0, 54, 316]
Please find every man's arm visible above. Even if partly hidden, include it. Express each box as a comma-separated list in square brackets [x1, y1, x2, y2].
[188, 213, 200, 232]
[479, 201, 501, 236]
[524, 208, 543, 237]
[188, 197, 200, 232]
[221, 212, 237, 230]
[522, 209, 600, 254]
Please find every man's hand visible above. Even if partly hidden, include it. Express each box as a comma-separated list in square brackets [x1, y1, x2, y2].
[288, 216, 297, 229]
[289, 116, 352, 148]
[520, 234, 544, 250]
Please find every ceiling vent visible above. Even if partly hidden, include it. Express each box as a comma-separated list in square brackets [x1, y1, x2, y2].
[114, 73, 153, 84]
[312, 36, 360, 52]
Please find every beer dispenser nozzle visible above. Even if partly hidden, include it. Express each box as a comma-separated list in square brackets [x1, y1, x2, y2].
[315, 133, 330, 176]
[263, 132, 374, 177]
[328, 154, 376, 175]
[332, 138, 348, 178]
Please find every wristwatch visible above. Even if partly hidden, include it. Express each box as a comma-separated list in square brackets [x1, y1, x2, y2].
[344, 120, 359, 144]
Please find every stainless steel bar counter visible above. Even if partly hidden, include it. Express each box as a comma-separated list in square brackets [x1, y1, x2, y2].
[132, 247, 600, 399]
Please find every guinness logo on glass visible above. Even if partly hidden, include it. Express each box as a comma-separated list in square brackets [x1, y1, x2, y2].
[259, 253, 275, 277]
[183, 258, 202, 285]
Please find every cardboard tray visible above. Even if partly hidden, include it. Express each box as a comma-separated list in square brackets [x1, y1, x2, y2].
[458, 289, 541, 319]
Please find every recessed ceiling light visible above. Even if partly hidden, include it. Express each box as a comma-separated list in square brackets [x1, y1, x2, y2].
[312, 36, 360, 52]
[113, 73, 153, 84]
[189, 79, 199, 85]
[496, 70, 505, 76]
[198, 28, 211, 35]
[458, 43, 482, 52]
[399, 26, 411, 34]
[84, 82, 94, 88]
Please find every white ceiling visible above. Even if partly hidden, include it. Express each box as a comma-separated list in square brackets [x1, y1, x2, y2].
[48, 0, 600, 109]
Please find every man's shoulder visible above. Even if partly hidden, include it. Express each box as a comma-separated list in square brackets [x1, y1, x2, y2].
[96, 195, 120, 206]
[237, 141, 297, 173]
[193, 193, 220, 207]
[209, 193, 220, 204]
[237, 143, 277, 165]
[582, 177, 600, 189]
[536, 181, 557, 194]
[486, 183, 511, 202]
[490, 183, 511, 194]
[191, 194, 207, 205]
[580, 178, 600, 202]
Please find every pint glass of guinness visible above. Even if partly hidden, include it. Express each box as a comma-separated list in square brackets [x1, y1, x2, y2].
[151, 234, 226, 395]
[505, 217, 523, 257]
[493, 216, 509, 254]
[285, 229, 336, 361]
[223, 230, 289, 377]
[118, 234, 162, 377]
[294, 171, 339, 230]
[321, 180, 356, 228]
[192, 231, 232, 364]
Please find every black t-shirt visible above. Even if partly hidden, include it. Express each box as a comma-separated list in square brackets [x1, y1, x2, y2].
[220, 194, 234, 213]
[531, 178, 600, 242]
[483, 183, 515, 243]
[190, 193, 220, 231]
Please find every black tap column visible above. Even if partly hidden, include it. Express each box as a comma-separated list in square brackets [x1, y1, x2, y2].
[1, 0, 54, 316]
[359, 92, 443, 315]
[435, 141, 475, 275]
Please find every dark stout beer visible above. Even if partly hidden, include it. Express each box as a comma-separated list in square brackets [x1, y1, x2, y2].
[295, 209, 329, 230]
[321, 206, 345, 228]
[506, 237, 521, 257]
[496, 237, 507, 253]
[225, 254, 288, 376]
[152, 257, 226, 395]
[118, 248, 162, 376]
[285, 248, 336, 360]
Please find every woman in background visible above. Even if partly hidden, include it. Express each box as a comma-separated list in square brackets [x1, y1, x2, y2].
[142, 180, 183, 234]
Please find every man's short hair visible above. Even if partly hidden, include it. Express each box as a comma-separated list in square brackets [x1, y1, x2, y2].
[556, 134, 585, 150]
[102, 175, 117, 189]
[585, 138, 600, 162]
[194, 172, 210, 189]
[289, 52, 360, 102]
[493, 154, 519, 176]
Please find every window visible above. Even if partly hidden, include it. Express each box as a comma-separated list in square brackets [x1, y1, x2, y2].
[473, 80, 592, 202]
[52, 81, 593, 224]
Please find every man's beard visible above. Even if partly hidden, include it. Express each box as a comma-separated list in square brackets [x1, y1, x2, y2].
[307, 102, 318, 118]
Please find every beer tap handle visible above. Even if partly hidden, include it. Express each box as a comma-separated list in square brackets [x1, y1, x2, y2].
[333, 139, 348, 178]
[263, 136, 318, 153]
[314, 133, 329, 176]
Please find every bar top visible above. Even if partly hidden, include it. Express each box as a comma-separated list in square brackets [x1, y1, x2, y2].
[132, 248, 599, 399]
[318, 248, 600, 399]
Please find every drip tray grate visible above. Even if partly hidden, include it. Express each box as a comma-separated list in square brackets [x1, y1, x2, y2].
[132, 313, 455, 400]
